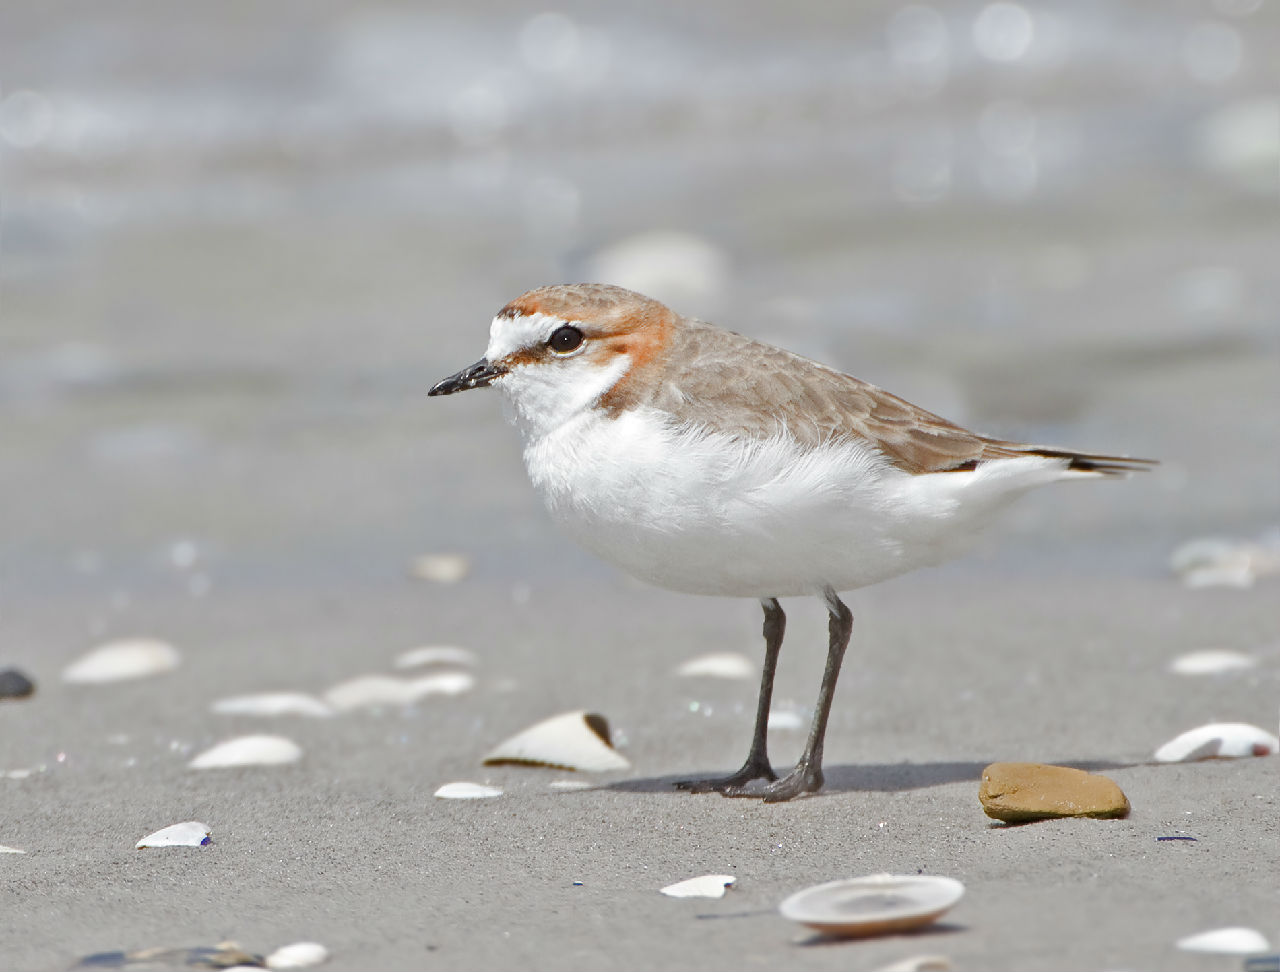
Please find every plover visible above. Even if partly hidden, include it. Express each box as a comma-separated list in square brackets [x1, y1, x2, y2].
[430, 283, 1153, 801]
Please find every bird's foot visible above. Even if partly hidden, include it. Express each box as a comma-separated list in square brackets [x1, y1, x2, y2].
[721, 761, 823, 802]
[674, 757, 776, 794]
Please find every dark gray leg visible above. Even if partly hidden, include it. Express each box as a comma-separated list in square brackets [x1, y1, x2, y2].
[675, 598, 784, 792]
[725, 588, 852, 802]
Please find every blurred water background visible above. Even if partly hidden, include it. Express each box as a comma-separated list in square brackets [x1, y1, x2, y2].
[2, 0, 1277, 612]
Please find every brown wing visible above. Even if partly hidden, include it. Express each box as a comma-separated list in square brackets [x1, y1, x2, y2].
[644, 319, 1154, 476]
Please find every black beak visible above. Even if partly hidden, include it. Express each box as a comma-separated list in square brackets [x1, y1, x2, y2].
[428, 358, 506, 396]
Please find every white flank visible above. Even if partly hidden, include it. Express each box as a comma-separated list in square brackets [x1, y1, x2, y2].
[483, 710, 630, 772]
[1176, 927, 1271, 955]
[189, 735, 302, 769]
[660, 874, 736, 899]
[62, 638, 180, 684]
[675, 652, 754, 679]
[265, 942, 330, 970]
[211, 692, 334, 718]
[1154, 722, 1279, 762]
[136, 821, 211, 848]
[434, 781, 503, 800]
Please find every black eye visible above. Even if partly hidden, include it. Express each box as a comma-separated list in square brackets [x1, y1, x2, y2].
[548, 325, 584, 354]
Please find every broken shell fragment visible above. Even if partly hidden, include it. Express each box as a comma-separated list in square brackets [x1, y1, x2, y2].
[189, 735, 302, 769]
[675, 652, 754, 679]
[394, 645, 477, 669]
[1176, 926, 1271, 955]
[211, 692, 334, 718]
[136, 821, 211, 849]
[72, 944, 264, 970]
[1169, 650, 1257, 675]
[873, 957, 952, 972]
[660, 875, 736, 899]
[62, 639, 180, 684]
[483, 711, 630, 772]
[0, 845, 25, 854]
[779, 874, 964, 939]
[434, 781, 502, 800]
[1154, 723, 1279, 762]
[323, 672, 474, 711]
[265, 941, 330, 969]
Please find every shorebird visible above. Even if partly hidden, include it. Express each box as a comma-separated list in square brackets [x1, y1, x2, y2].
[430, 283, 1153, 801]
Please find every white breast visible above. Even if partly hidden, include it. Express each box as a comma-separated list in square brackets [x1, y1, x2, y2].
[515, 404, 1072, 598]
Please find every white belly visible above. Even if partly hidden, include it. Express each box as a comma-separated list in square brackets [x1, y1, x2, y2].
[519, 407, 1069, 598]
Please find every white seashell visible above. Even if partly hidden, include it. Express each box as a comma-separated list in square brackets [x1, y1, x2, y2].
[1169, 650, 1257, 676]
[406, 671, 474, 698]
[434, 781, 503, 800]
[324, 672, 474, 711]
[265, 941, 330, 969]
[136, 821, 211, 848]
[394, 645, 477, 669]
[660, 875, 736, 899]
[1169, 536, 1280, 589]
[1, 769, 35, 779]
[1176, 926, 1271, 955]
[409, 553, 470, 584]
[0, 845, 25, 854]
[584, 231, 729, 308]
[211, 692, 334, 718]
[62, 638, 180, 684]
[767, 709, 807, 731]
[675, 652, 754, 679]
[484, 711, 630, 772]
[189, 735, 302, 769]
[549, 779, 597, 792]
[873, 956, 952, 972]
[1154, 723, 1279, 762]
[779, 874, 965, 938]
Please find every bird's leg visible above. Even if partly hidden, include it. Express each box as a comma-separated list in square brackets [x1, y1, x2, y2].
[727, 588, 852, 802]
[675, 598, 784, 793]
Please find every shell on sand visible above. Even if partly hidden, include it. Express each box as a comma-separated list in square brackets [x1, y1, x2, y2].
[434, 781, 503, 800]
[779, 874, 965, 939]
[1176, 926, 1271, 955]
[394, 646, 477, 669]
[189, 735, 302, 769]
[264, 942, 330, 969]
[323, 672, 474, 711]
[873, 957, 952, 972]
[0, 845, 25, 854]
[483, 711, 630, 772]
[1154, 722, 1279, 762]
[1169, 650, 1256, 675]
[62, 638, 180, 684]
[211, 692, 334, 718]
[408, 553, 471, 584]
[674, 652, 754, 679]
[135, 821, 211, 848]
[660, 875, 736, 899]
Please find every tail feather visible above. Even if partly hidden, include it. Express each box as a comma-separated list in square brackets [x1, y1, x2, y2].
[1022, 447, 1158, 477]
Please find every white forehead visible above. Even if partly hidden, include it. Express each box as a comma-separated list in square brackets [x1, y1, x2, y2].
[485, 311, 568, 363]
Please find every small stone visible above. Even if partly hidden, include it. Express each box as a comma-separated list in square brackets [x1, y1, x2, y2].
[979, 762, 1130, 823]
[0, 668, 35, 700]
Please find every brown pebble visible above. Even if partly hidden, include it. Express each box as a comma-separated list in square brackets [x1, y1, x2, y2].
[979, 762, 1130, 823]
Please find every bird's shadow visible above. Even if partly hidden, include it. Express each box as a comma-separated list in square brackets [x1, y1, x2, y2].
[606, 758, 1135, 796]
